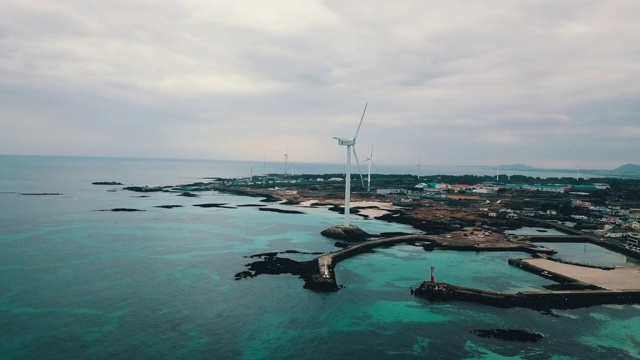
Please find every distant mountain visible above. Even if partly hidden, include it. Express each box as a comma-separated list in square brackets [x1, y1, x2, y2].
[611, 164, 640, 175]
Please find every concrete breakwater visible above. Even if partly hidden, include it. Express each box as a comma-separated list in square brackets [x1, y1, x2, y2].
[303, 234, 558, 291]
[305, 235, 433, 291]
[413, 281, 640, 310]
[413, 257, 640, 310]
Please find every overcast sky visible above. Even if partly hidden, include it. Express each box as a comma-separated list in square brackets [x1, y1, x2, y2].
[1, 1, 639, 169]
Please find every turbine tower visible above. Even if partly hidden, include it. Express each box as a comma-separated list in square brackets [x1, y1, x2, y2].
[363, 142, 378, 192]
[284, 148, 288, 178]
[333, 103, 367, 226]
[416, 157, 424, 179]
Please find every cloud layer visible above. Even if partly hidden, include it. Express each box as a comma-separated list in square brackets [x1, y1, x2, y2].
[1, 0, 639, 169]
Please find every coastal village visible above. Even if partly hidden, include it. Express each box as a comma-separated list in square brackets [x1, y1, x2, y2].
[212, 172, 640, 251]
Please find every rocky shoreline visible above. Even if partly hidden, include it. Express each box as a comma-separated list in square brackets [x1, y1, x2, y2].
[113, 177, 640, 310]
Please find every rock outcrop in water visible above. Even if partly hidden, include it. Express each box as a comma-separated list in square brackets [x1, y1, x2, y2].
[193, 203, 236, 209]
[97, 208, 145, 212]
[123, 186, 166, 193]
[234, 252, 317, 283]
[320, 225, 371, 241]
[258, 207, 305, 214]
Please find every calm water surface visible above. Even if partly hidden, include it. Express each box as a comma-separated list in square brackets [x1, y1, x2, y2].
[1, 156, 639, 359]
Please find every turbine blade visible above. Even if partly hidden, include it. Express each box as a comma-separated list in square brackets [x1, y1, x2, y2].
[370, 141, 374, 158]
[371, 159, 379, 172]
[353, 102, 367, 141]
[352, 146, 364, 188]
[352, 146, 365, 188]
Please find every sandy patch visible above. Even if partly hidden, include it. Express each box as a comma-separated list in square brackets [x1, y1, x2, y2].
[298, 200, 319, 207]
[350, 201, 399, 218]
[350, 201, 398, 210]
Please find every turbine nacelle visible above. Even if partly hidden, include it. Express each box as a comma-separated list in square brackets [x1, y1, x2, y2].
[333, 137, 355, 146]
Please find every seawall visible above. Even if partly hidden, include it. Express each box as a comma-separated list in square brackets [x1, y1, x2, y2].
[413, 281, 640, 310]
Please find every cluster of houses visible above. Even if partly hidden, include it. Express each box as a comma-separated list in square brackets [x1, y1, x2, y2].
[376, 181, 610, 196]
[570, 199, 640, 241]
[376, 180, 639, 246]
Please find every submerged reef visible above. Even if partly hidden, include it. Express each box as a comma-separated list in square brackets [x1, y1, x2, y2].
[471, 329, 544, 343]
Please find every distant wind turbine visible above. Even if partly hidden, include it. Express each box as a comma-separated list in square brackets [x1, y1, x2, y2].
[333, 103, 367, 226]
[575, 163, 580, 182]
[416, 157, 424, 179]
[284, 147, 288, 177]
[363, 142, 378, 192]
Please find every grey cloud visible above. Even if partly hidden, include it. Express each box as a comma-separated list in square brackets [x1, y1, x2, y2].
[1, 0, 639, 168]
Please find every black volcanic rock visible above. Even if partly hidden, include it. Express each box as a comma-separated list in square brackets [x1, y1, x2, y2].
[258, 207, 305, 214]
[234, 254, 316, 281]
[281, 198, 301, 205]
[20, 193, 62, 196]
[154, 205, 184, 209]
[193, 203, 236, 209]
[259, 195, 281, 203]
[92, 181, 123, 185]
[123, 186, 165, 193]
[97, 208, 145, 212]
[248, 250, 323, 258]
[321, 225, 371, 241]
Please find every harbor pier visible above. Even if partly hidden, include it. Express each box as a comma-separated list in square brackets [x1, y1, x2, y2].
[304, 233, 558, 291]
[414, 257, 640, 310]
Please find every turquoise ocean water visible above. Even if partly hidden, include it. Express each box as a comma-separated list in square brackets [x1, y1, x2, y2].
[1, 155, 639, 359]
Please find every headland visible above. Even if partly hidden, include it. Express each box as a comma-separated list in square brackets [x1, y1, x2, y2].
[122, 173, 640, 309]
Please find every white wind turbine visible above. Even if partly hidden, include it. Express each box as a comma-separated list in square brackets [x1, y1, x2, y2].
[284, 147, 288, 177]
[363, 142, 378, 192]
[415, 157, 424, 179]
[333, 103, 367, 226]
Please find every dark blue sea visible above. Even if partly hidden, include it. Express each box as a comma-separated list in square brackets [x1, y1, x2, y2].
[1, 155, 638, 359]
